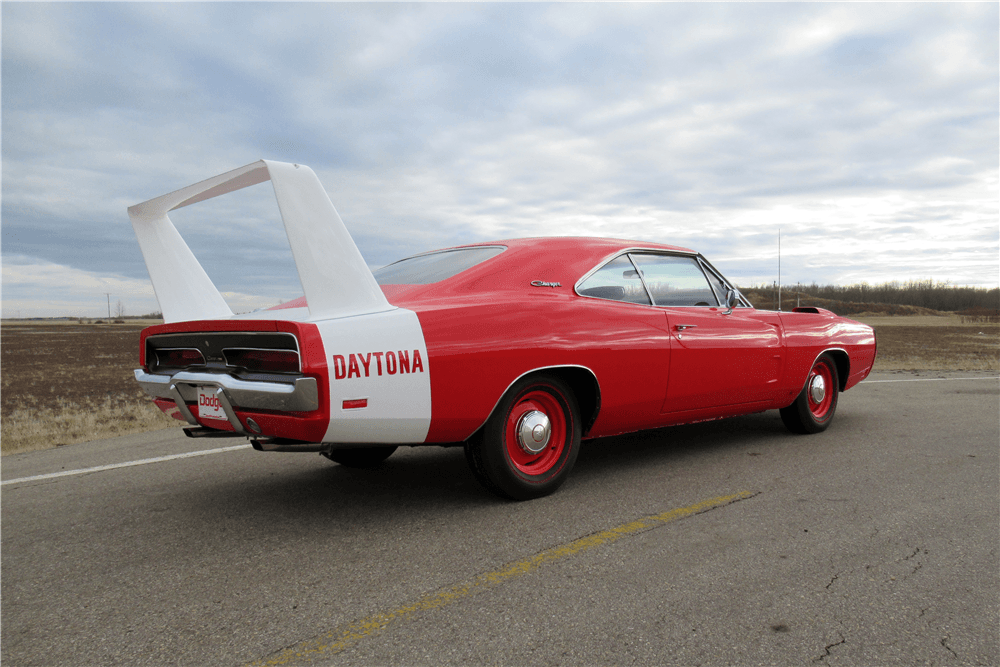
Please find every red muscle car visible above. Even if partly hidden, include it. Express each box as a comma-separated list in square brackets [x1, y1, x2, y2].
[131, 161, 877, 499]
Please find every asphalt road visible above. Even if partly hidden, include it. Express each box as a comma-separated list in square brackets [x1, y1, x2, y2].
[3, 371, 998, 667]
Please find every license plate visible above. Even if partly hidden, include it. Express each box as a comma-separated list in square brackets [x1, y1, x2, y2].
[198, 388, 226, 420]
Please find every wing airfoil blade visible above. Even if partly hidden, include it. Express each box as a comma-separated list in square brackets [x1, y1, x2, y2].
[128, 160, 391, 324]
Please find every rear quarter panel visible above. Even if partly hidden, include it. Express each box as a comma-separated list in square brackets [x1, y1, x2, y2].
[777, 310, 877, 399]
[415, 291, 675, 442]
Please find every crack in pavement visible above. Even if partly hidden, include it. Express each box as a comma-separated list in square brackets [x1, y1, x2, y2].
[813, 632, 847, 663]
[941, 634, 959, 659]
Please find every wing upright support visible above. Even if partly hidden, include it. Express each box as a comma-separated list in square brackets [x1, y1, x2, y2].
[128, 160, 391, 324]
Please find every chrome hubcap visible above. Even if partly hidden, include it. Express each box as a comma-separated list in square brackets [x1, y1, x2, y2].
[516, 410, 551, 454]
[809, 375, 827, 404]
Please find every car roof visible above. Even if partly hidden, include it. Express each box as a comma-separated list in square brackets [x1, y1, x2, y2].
[450, 236, 693, 255]
[378, 236, 699, 303]
[270, 237, 700, 311]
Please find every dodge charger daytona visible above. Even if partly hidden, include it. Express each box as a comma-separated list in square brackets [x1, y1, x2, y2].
[131, 160, 876, 499]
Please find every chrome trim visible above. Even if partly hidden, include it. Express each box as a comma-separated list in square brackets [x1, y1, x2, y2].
[379, 244, 508, 264]
[135, 369, 319, 412]
[575, 249, 734, 309]
[516, 410, 551, 454]
[168, 383, 199, 425]
[574, 293, 654, 308]
[698, 257, 753, 309]
[574, 247, 698, 300]
[627, 252, 719, 308]
[688, 258, 723, 308]
[147, 332, 301, 364]
[215, 387, 248, 435]
[626, 254, 654, 305]
[722, 289, 739, 315]
[809, 375, 827, 403]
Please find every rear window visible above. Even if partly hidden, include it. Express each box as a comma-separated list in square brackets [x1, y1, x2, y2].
[374, 246, 506, 285]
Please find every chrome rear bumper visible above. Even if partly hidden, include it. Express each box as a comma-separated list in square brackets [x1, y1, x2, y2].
[134, 369, 319, 432]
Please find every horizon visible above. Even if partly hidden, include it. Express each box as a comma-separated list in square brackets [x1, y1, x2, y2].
[3, 276, 996, 321]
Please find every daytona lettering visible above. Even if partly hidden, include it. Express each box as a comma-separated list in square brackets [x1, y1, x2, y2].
[332, 350, 425, 380]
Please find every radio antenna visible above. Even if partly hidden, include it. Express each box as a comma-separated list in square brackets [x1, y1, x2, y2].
[777, 228, 782, 312]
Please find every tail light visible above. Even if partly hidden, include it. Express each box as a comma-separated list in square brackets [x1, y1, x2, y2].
[223, 348, 301, 373]
[154, 348, 206, 370]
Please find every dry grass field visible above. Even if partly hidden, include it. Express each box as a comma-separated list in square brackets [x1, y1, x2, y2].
[854, 314, 1000, 372]
[1, 321, 176, 455]
[1, 314, 997, 455]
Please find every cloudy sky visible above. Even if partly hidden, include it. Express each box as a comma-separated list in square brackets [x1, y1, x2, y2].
[3, 2, 997, 318]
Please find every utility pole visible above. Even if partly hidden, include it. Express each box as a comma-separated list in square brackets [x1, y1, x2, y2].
[105, 293, 111, 319]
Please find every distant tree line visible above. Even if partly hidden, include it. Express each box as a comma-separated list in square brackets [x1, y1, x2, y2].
[740, 279, 999, 314]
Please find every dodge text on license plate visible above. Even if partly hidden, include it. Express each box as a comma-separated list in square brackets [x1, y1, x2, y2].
[198, 388, 226, 420]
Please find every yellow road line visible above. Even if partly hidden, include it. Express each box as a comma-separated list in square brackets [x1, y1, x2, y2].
[248, 490, 757, 667]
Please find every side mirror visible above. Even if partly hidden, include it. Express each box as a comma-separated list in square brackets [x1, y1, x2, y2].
[723, 289, 739, 314]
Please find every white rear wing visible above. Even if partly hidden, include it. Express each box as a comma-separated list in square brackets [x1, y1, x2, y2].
[128, 160, 392, 324]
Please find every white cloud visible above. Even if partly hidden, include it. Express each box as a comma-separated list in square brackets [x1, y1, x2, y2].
[2, 1, 997, 320]
[2, 258, 158, 318]
[1, 258, 288, 318]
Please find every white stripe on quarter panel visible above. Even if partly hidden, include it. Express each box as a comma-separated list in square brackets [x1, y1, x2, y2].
[316, 308, 431, 443]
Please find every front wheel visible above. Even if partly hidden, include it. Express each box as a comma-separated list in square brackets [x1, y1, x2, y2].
[780, 353, 839, 434]
[322, 446, 398, 468]
[465, 374, 581, 500]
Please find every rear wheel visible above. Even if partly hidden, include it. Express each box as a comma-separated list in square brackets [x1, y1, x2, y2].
[780, 353, 839, 434]
[465, 374, 581, 500]
[322, 446, 398, 468]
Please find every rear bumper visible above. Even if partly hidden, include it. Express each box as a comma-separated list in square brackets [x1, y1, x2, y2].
[135, 369, 320, 434]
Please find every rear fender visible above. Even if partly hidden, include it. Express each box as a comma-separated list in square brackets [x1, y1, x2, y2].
[468, 365, 601, 442]
[790, 348, 849, 401]
[314, 309, 432, 443]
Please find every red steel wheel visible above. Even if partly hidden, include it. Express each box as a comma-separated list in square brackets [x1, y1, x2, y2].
[780, 353, 840, 434]
[504, 389, 568, 475]
[806, 358, 835, 420]
[465, 374, 581, 500]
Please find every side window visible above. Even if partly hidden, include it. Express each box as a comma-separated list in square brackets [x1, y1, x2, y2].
[628, 254, 719, 307]
[577, 255, 651, 305]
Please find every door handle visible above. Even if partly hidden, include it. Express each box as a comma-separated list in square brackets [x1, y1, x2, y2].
[675, 324, 698, 331]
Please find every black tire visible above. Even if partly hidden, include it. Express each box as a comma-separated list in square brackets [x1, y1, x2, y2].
[780, 353, 839, 434]
[322, 445, 398, 468]
[465, 374, 581, 500]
